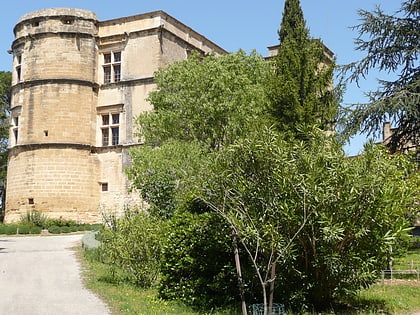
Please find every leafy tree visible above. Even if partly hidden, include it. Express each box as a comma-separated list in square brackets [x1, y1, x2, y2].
[270, 0, 338, 137]
[137, 50, 271, 150]
[199, 127, 418, 312]
[127, 140, 207, 219]
[342, 0, 419, 152]
[0, 71, 11, 219]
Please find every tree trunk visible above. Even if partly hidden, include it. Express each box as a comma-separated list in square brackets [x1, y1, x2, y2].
[232, 231, 247, 315]
[268, 262, 276, 315]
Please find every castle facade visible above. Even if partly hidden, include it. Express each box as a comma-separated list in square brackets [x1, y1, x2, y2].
[5, 8, 226, 223]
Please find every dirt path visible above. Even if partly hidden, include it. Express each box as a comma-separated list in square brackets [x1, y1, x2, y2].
[0, 234, 110, 315]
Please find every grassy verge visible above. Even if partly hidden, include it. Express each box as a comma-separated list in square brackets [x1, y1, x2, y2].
[79, 247, 420, 315]
[78, 248, 234, 315]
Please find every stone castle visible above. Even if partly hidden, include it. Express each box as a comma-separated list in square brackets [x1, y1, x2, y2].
[5, 8, 226, 223]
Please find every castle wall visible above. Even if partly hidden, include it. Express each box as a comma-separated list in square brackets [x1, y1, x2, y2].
[6, 146, 100, 223]
[5, 8, 227, 223]
[5, 9, 100, 223]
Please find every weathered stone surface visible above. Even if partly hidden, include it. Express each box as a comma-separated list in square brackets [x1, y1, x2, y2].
[5, 9, 226, 223]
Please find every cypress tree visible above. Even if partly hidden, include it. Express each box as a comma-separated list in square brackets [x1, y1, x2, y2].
[270, 0, 337, 137]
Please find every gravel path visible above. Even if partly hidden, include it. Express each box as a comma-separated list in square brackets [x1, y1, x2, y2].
[0, 234, 110, 315]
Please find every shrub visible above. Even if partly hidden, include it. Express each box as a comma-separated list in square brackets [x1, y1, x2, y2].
[100, 209, 164, 287]
[20, 211, 48, 228]
[48, 225, 61, 234]
[17, 225, 30, 234]
[61, 226, 71, 233]
[29, 226, 42, 234]
[4, 225, 18, 235]
[159, 209, 241, 310]
[45, 218, 77, 228]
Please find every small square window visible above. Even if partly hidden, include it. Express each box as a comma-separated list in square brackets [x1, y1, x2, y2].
[28, 198, 34, 205]
[101, 183, 108, 192]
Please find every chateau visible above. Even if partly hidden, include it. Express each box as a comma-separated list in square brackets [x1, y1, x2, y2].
[5, 8, 226, 223]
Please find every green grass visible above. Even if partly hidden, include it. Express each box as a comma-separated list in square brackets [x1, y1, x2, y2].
[79, 249, 234, 315]
[393, 247, 420, 270]
[79, 247, 420, 315]
[347, 283, 420, 314]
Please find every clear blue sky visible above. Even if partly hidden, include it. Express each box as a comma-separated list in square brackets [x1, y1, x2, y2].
[0, 0, 402, 155]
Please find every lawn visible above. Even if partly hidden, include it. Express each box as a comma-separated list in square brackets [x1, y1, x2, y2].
[78, 247, 420, 315]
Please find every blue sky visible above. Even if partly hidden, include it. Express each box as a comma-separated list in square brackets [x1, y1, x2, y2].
[0, 1, 402, 155]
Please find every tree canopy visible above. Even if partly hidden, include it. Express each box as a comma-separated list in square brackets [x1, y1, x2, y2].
[137, 50, 271, 150]
[269, 0, 338, 137]
[0, 71, 11, 180]
[0, 71, 11, 217]
[342, 0, 419, 152]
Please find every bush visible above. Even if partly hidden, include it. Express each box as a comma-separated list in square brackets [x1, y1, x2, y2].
[100, 209, 164, 287]
[45, 218, 77, 228]
[29, 226, 42, 234]
[60, 226, 71, 233]
[48, 225, 61, 234]
[20, 211, 48, 228]
[17, 225, 30, 234]
[159, 209, 241, 310]
[4, 225, 18, 235]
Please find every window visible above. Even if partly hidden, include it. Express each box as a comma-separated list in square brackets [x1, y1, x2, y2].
[101, 113, 120, 146]
[16, 55, 22, 82]
[12, 116, 19, 144]
[103, 51, 121, 83]
[103, 66, 111, 84]
[101, 183, 108, 192]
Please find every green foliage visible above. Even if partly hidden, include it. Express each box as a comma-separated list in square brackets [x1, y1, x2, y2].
[270, 0, 338, 137]
[47, 225, 62, 234]
[0, 71, 11, 220]
[159, 210, 240, 310]
[0, 223, 42, 235]
[138, 50, 271, 150]
[342, 0, 419, 152]
[127, 140, 207, 219]
[20, 210, 48, 227]
[99, 209, 165, 288]
[199, 127, 418, 310]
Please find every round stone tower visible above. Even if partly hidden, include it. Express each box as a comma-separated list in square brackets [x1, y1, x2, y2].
[5, 9, 101, 223]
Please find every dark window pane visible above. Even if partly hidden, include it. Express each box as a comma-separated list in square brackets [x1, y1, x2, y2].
[112, 113, 119, 125]
[104, 53, 111, 64]
[114, 65, 121, 82]
[114, 52, 121, 63]
[112, 127, 119, 145]
[102, 115, 109, 126]
[104, 66, 111, 83]
[102, 129, 109, 146]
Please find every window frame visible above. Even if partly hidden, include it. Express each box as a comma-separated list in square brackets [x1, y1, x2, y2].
[100, 112, 120, 147]
[102, 51, 122, 84]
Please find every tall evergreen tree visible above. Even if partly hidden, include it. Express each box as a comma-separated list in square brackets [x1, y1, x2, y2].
[270, 0, 337, 137]
[342, 0, 419, 153]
